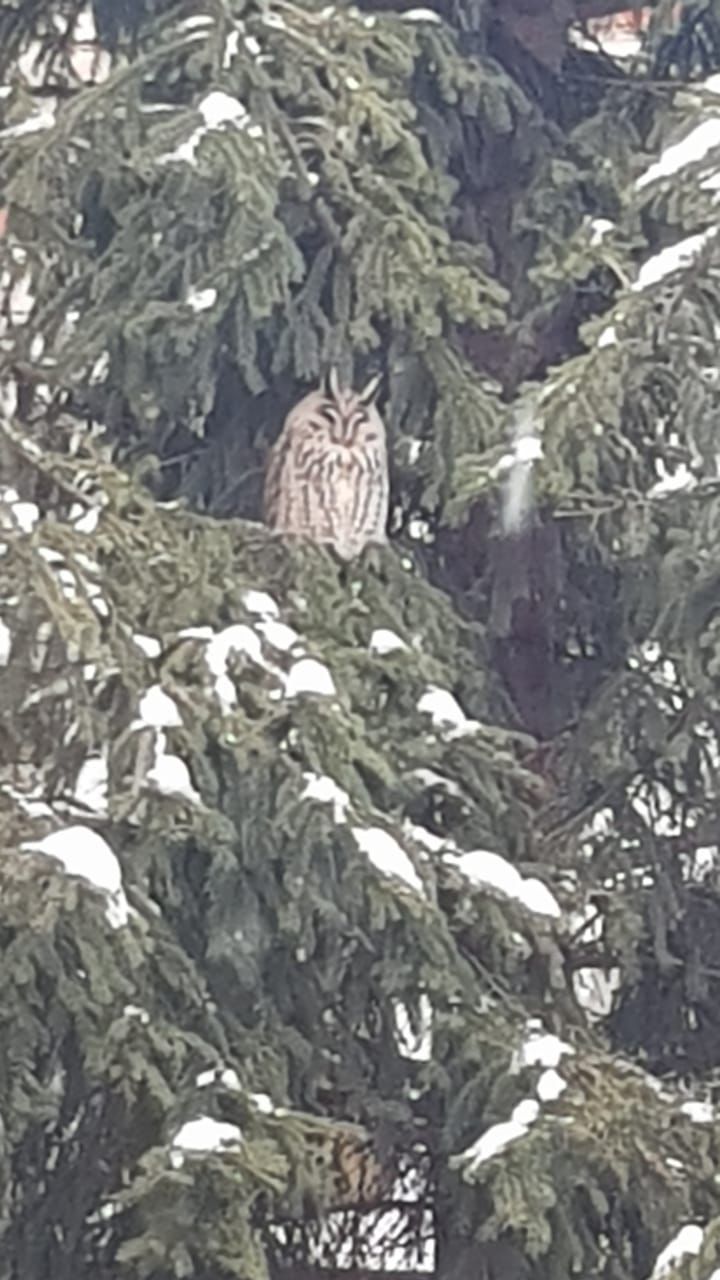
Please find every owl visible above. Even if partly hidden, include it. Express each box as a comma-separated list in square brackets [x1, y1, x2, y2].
[263, 369, 389, 560]
[299, 1118, 392, 1211]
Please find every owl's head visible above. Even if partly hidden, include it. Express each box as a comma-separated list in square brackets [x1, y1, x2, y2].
[309, 368, 383, 447]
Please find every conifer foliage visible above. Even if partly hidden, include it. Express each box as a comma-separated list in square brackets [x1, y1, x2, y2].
[3, 2, 720, 1279]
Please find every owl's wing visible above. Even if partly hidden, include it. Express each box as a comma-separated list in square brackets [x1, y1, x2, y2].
[262, 431, 288, 527]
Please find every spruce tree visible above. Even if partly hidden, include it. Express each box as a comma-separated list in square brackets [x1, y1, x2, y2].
[2, 2, 720, 1279]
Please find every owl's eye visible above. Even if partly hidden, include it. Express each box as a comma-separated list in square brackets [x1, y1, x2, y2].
[309, 406, 333, 430]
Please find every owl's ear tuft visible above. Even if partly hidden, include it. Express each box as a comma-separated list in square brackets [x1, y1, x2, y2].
[327, 366, 342, 400]
[359, 373, 381, 405]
